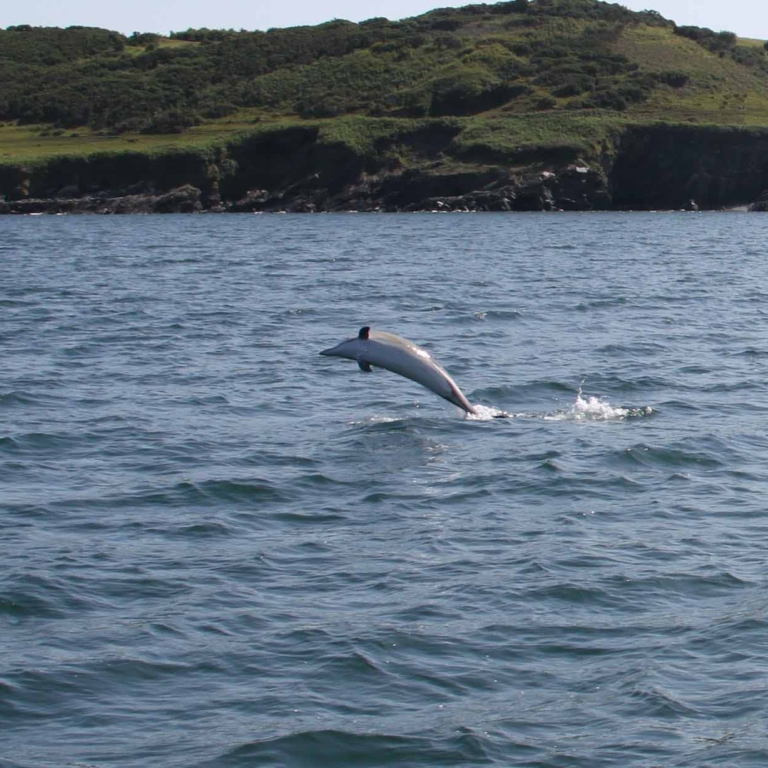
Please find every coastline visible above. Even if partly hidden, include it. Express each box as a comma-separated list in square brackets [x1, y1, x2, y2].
[4, 122, 768, 216]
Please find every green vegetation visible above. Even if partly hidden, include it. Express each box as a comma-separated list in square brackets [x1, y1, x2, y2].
[2, 0, 768, 172]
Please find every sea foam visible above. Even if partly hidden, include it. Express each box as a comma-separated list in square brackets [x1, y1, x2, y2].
[547, 388, 652, 422]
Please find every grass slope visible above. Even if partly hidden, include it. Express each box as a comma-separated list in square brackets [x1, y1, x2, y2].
[2, 0, 768, 171]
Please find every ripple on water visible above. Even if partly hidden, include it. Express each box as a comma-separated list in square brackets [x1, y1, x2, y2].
[0, 573, 89, 620]
[616, 441, 728, 470]
[200, 729, 493, 768]
[48, 478, 293, 517]
[5, 214, 768, 768]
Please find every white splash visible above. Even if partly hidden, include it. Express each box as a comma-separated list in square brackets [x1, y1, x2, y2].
[570, 391, 628, 420]
[350, 415, 401, 426]
[347, 391, 650, 423]
[547, 388, 652, 422]
[466, 404, 514, 421]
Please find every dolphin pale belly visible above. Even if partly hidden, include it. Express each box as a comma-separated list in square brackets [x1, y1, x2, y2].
[320, 326, 477, 415]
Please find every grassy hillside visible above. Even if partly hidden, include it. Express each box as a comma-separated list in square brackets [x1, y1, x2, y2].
[2, 0, 768, 169]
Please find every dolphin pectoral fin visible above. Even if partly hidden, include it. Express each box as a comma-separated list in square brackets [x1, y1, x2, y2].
[358, 360, 373, 373]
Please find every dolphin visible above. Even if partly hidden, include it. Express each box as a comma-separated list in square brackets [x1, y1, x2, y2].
[320, 326, 477, 415]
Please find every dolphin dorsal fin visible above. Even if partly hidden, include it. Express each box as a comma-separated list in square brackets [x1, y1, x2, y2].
[358, 326, 370, 340]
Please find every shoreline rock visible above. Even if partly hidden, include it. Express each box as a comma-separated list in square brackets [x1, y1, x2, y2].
[0, 185, 203, 215]
[4, 121, 768, 215]
[0, 166, 614, 215]
[1, 150, 766, 215]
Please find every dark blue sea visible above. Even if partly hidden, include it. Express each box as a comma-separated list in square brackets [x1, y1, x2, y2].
[3, 212, 768, 768]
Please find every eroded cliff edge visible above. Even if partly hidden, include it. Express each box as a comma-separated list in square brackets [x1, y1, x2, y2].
[3, 121, 768, 214]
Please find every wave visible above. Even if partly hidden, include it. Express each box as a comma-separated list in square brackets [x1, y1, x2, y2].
[344, 414, 442, 432]
[575, 296, 629, 311]
[0, 391, 46, 409]
[621, 680, 701, 718]
[165, 478, 292, 505]
[0, 299, 37, 308]
[0, 431, 92, 457]
[336, 388, 651, 423]
[0, 573, 91, 620]
[472, 380, 575, 412]
[546, 390, 652, 422]
[0, 436, 21, 452]
[729, 346, 768, 358]
[172, 522, 235, 538]
[466, 309, 523, 322]
[615, 441, 729, 470]
[467, 404, 510, 420]
[200, 728, 492, 768]
[49, 477, 292, 516]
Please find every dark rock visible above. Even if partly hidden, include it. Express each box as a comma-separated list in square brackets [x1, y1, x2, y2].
[0, 186, 206, 215]
[113, 195, 150, 214]
[548, 165, 610, 211]
[290, 199, 317, 213]
[124, 180, 154, 196]
[230, 189, 270, 212]
[7, 121, 768, 214]
[0, 198, 57, 214]
[512, 181, 554, 211]
[0, 164, 614, 214]
[151, 185, 202, 213]
[56, 184, 80, 199]
[611, 125, 768, 210]
[379, 169, 506, 209]
[749, 191, 768, 212]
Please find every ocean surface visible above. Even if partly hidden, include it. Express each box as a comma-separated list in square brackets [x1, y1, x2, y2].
[3, 211, 768, 768]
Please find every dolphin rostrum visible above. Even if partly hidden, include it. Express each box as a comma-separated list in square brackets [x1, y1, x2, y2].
[320, 326, 477, 415]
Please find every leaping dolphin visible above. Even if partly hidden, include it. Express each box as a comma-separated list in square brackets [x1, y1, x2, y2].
[320, 326, 477, 415]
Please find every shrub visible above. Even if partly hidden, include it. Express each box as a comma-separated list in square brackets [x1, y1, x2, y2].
[359, 17, 390, 28]
[386, 88, 431, 117]
[429, 18, 463, 32]
[732, 46, 766, 68]
[200, 102, 238, 118]
[534, 61, 590, 86]
[128, 32, 160, 46]
[656, 70, 689, 87]
[142, 110, 201, 133]
[674, 25, 737, 54]
[431, 33, 464, 50]
[503, 17, 541, 28]
[429, 67, 501, 115]
[296, 97, 347, 118]
[552, 75, 594, 97]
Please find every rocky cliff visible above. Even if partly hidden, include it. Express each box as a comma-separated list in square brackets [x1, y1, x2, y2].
[611, 125, 768, 210]
[3, 122, 768, 214]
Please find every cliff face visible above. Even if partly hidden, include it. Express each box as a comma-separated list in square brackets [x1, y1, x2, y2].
[610, 126, 768, 210]
[0, 150, 214, 204]
[3, 122, 768, 214]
